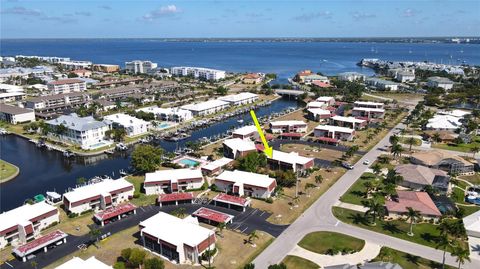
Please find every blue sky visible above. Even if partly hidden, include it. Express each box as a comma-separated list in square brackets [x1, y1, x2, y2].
[1, 0, 479, 38]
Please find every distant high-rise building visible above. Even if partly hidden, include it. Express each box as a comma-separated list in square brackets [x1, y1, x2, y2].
[125, 60, 158, 74]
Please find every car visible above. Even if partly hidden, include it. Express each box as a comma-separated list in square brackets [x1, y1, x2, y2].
[363, 160, 370, 165]
[342, 162, 354, 170]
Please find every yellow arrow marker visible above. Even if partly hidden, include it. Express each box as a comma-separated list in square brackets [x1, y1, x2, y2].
[250, 110, 273, 158]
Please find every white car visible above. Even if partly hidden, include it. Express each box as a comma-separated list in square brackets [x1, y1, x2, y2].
[363, 159, 370, 165]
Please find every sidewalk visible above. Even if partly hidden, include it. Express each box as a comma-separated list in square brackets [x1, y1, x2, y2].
[288, 241, 381, 267]
[334, 201, 369, 213]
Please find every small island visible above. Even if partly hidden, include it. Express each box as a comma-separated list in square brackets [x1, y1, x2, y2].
[0, 159, 19, 183]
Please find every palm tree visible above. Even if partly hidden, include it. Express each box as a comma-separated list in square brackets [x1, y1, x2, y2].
[389, 134, 400, 145]
[436, 234, 454, 269]
[314, 175, 323, 186]
[30, 261, 38, 269]
[243, 263, 255, 269]
[437, 220, 451, 237]
[364, 198, 385, 225]
[383, 183, 397, 200]
[432, 132, 441, 144]
[372, 163, 382, 176]
[405, 207, 421, 236]
[217, 222, 226, 237]
[391, 143, 403, 159]
[452, 246, 471, 269]
[406, 137, 417, 151]
[248, 231, 259, 245]
[88, 227, 102, 247]
[304, 183, 315, 197]
[470, 146, 480, 158]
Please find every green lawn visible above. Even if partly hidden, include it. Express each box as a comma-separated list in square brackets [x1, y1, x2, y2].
[452, 187, 467, 205]
[0, 159, 19, 183]
[298, 231, 365, 255]
[432, 136, 480, 153]
[282, 256, 319, 269]
[458, 204, 480, 217]
[340, 172, 380, 206]
[399, 137, 422, 147]
[332, 207, 467, 250]
[460, 174, 480, 185]
[125, 176, 157, 206]
[372, 247, 455, 269]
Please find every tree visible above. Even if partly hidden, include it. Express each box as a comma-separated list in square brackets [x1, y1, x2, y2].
[54, 124, 68, 137]
[304, 183, 316, 196]
[129, 248, 147, 268]
[238, 152, 267, 173]
[451, 246, 470, 269]
[389, 134, 400, 145]
[248, 231, 259, 245]
[113, 262, 126, 269]
[405, 207, 421, 236]
[131, 144, 164, 173]
[88, 227, 102, 247]
[121, 248, 132, 261]
[364, 198, 385, 225]
[30, 261, 38, 269]
[243, 263, 255, 269]
[106, 128, 127, 142]
[215, 86, 228, 95]
[171, 207, 187, 218]
[144, 258, 165, 269]
[315, 174, 323, 185]
[432, 132, 441, 144]
[76, 177, 87, 185]
[372, 163, 382, 176]
[406, 137, 417, 151]
[267, 263, 287, 269]
[436, 234, 454, 269]
[383, 183, 397, 199]
[391, 143, 403, 159]
[217, 222, 226, 237]
[470, 146, 480, 158]
[385, 169, 403, 185]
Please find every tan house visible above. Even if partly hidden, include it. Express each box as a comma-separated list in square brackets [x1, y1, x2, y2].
[395, 164, 450, 193]
[410, 150, 474, 175]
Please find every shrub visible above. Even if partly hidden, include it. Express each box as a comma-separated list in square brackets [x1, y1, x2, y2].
[113, 262, 126, 269]
[210, 184, 218, 191]
[265, 197, 273, 204]
[68, 213, 78, 218]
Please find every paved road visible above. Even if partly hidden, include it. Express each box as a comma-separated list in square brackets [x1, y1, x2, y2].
[1, 203, 287, 269]
[254, 122, 480, 269]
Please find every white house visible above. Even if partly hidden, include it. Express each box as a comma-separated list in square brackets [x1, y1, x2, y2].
[0, 202, 59, 249]
[307, 101, 328, 109]
[103, 113, 151, 137]
[426, 115, 463, 131]
[215, 170, 277, 199]
[218, 92, 258, 106]
[55, 257, 112, 269]
[307, 108, 332, 122]
[427, 77, 454, 90]
[223, 138, 257, 159]
[395, 71, 415, 83]
[316, 96, 336, 106]
[137, 106, 193, 122]
[0, 104, 35, 124]
[46, 113, 112, 150]
[330, 115, 367, 129]
[181, 99, 230, 116]
[267, 150, 314, 172]
[171, 66, 226, 81]
[47, 79, 86, 94]
[354, 101, 384, 109]
[144, 168, 204, 195]
[351, 107, 386, 119]
[338, 72, 366, 82]
[314, 125, 356, 141]
[62, 178, 134, 214]
[232, 125, 259, 140]
[366, 78, 399, 91]
[139, 212, 216, 264]
[269, 120, 307, 134]
[125, 60, 158, 74]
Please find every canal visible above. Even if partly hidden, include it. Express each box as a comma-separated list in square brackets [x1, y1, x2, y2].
[0, 98, 298, 211]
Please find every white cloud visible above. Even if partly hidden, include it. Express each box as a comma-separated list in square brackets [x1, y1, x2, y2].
[142, 5, 182, 21]
[292, 11, 332, 22]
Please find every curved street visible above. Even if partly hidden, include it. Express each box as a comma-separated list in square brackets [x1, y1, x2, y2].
[254, 120, 480, 269]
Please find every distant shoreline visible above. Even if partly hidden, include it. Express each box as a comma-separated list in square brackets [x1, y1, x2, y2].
[1, 37, 479, 44]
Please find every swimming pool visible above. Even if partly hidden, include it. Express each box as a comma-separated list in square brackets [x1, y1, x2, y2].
[178, 158, 200, 167]
[158, 123, 171, 129]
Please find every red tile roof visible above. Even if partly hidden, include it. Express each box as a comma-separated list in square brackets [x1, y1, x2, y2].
[312, 81, 332, 88]
[13, 230, 67, 256]
[385, 191, 441, 217]
[192, 207, 233, 223]
[213, 193, 249, 207]
[255, 144, 265, 151]
[48, 79, 85, 85]
[94, 203, 137, 221]
[158, 192, 194, 203]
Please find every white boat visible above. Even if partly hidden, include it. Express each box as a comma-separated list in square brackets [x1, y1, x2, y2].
[116, 143, 128, 151]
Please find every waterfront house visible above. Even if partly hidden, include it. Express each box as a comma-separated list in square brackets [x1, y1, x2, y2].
[55, 257, 112, 269]
[303, 74, 330, 85]
[125, 60, 158, 74]
[427, 76, 454, 90]
[351, 107, 385, 120]
[223, 138, 257, 159]
[171, 66, 226, 81]
[410, 150, 474, 175]
[47, 79, 86, 94]
[337, 72, 366, 82]
[242, 73, 263, 84]
[143, 168, 204, 195]
[0, 83, 26, 103]
[267, 150, 314, 173]
[181, 99, 230, 116]
[103, 113, 151, 137]
[316, 96, 336, 106]
[218, 92, 258, 106]
[137, 106, 193, 122]
[139, 212, 216, 264]
[425, 114, 463, 131]
[215, 170, 277, 199]
[232, 125, 259, 140]
[395, 70, 415, 83]
[385, 191, 442, 219]
[25, 92, 91, 119]
[62, 178, 134, 214]
[395, 164, 450, 193]
[307, 108, 332, 122]
[354, 101, 384, 109]
[307, 101, 328, 109]
[0, 202, 59, 249]
[314, 125, 355, 141]
[330, 115, 367, 130]
[269, 120, 307, 134]
[294, 70, 313, 83]
[46, 113, 111, 150]
[0, 104, 35, 124]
